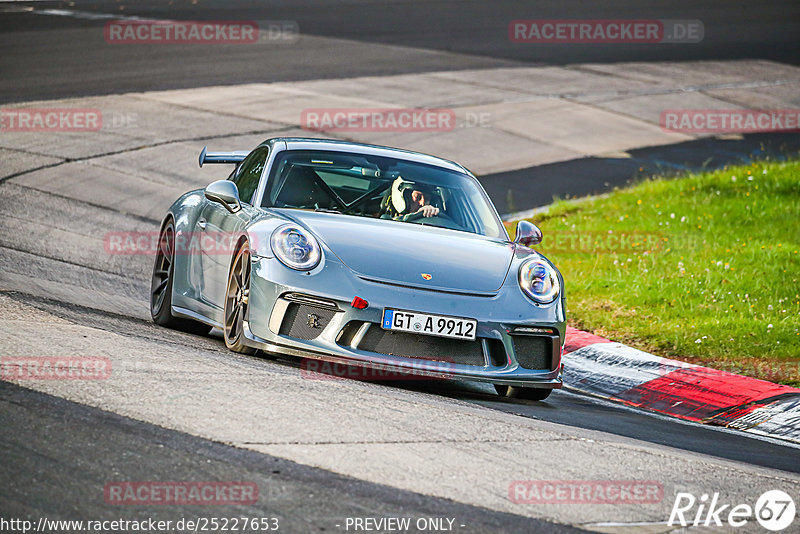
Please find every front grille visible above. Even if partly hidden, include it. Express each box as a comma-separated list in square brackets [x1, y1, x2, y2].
[358, 326, 486, 366]
[279, 303, 336, 340]
[512, 336, 552, 370]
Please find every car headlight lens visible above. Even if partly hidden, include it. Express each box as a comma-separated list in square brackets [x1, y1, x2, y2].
[519, 258, 560, 304]
[270, 224, 321, 271]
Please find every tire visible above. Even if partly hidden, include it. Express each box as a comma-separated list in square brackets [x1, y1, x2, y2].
[494, 384, 552, 401]
[150, 219, 212, 336]
[223, 241, 257, 355]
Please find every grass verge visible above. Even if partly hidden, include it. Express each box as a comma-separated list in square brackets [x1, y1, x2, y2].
[510, 158, 800, 386]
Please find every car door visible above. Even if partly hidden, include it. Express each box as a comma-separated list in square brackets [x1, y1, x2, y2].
[197, 146, 269, 310]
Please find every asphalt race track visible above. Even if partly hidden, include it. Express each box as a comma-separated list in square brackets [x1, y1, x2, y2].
[0, 380, 582, 533]
[2, 0, 800, 103]
[2, 1, 800, 533]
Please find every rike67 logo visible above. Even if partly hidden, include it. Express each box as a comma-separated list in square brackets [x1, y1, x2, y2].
[669, 490, 796, 531]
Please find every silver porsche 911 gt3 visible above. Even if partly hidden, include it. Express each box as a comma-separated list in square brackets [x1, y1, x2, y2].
[151, 138, 565, 400]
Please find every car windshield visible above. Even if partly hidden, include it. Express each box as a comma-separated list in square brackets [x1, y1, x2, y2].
[262, 149, 506, 239]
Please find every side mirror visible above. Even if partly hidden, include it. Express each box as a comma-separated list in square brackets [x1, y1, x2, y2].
[204, 180, 242, 213]
[514, 220, 542, 247]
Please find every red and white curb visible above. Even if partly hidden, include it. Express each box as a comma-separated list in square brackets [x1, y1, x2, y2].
[562, 327, 800, 444]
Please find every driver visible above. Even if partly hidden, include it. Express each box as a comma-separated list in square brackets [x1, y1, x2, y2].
[406, 189, 439, 218]
[381, 177, 440, 221]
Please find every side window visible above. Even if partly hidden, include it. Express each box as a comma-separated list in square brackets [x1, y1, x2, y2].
[231, 147, 268, 205]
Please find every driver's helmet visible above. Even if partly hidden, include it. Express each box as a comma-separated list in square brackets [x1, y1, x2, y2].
[384, 176, 439, 217]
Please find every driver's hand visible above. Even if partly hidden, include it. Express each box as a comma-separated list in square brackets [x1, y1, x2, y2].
[418, 205, 439, 217]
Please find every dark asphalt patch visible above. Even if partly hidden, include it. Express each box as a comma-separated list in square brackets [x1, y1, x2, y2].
[478, 132, 800, 215]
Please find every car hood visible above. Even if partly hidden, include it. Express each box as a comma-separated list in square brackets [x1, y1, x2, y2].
[274, 209, 514, 294]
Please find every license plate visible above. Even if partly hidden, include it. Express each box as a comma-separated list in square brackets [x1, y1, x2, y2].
[382, 309, 477, 341]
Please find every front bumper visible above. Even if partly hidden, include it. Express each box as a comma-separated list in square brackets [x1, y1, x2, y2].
[245, 255, 565, 389]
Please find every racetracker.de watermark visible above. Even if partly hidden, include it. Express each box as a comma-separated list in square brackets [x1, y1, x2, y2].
[1, 357, 111, 380]
[0, 108, 102, 132]
[104, 231, 264, 256]
[104, 482, 258, 505]
[510, 19, 703, 43]
[301, 108, 456, 132]
[535, 231, 667, 254]
[509, 480, 663, 504]
[104, 20, 298, 44]
[661, 109, 800, 133]
[658, 358, 800, 383]
[300, 358, 455, 381]
[0, 109, 138, 132]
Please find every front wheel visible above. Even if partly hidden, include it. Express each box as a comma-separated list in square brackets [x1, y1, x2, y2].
[494, 384, 552, 401]
[150, 219, 212, 336]
[223, 241, 257, 355]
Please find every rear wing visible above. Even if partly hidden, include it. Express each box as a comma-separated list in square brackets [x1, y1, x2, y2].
[198, 146, 250, 167]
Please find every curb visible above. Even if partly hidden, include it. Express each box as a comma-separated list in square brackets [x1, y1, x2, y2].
[562, 326, 800, 444]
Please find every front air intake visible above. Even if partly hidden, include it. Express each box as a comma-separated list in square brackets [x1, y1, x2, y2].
[512, 336, 552, 370]
[279, 303, 336, 340]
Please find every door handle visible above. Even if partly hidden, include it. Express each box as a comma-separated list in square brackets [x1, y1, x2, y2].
[197, 218, 207, 229]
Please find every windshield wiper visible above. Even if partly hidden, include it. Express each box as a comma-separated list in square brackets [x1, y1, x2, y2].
[314, 207, 341, 214]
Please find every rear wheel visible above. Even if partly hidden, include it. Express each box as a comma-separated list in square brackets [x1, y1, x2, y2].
[150, 219, 212, 335]
[494, 384, 552, 401]
[223, 241, 257, 355]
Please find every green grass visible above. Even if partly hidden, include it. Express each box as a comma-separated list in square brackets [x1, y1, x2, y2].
[510, 159, 800, 386]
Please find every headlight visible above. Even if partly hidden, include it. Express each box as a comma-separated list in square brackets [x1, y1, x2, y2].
[519, 258, 560, 304]
[270, 224, 321, 271]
